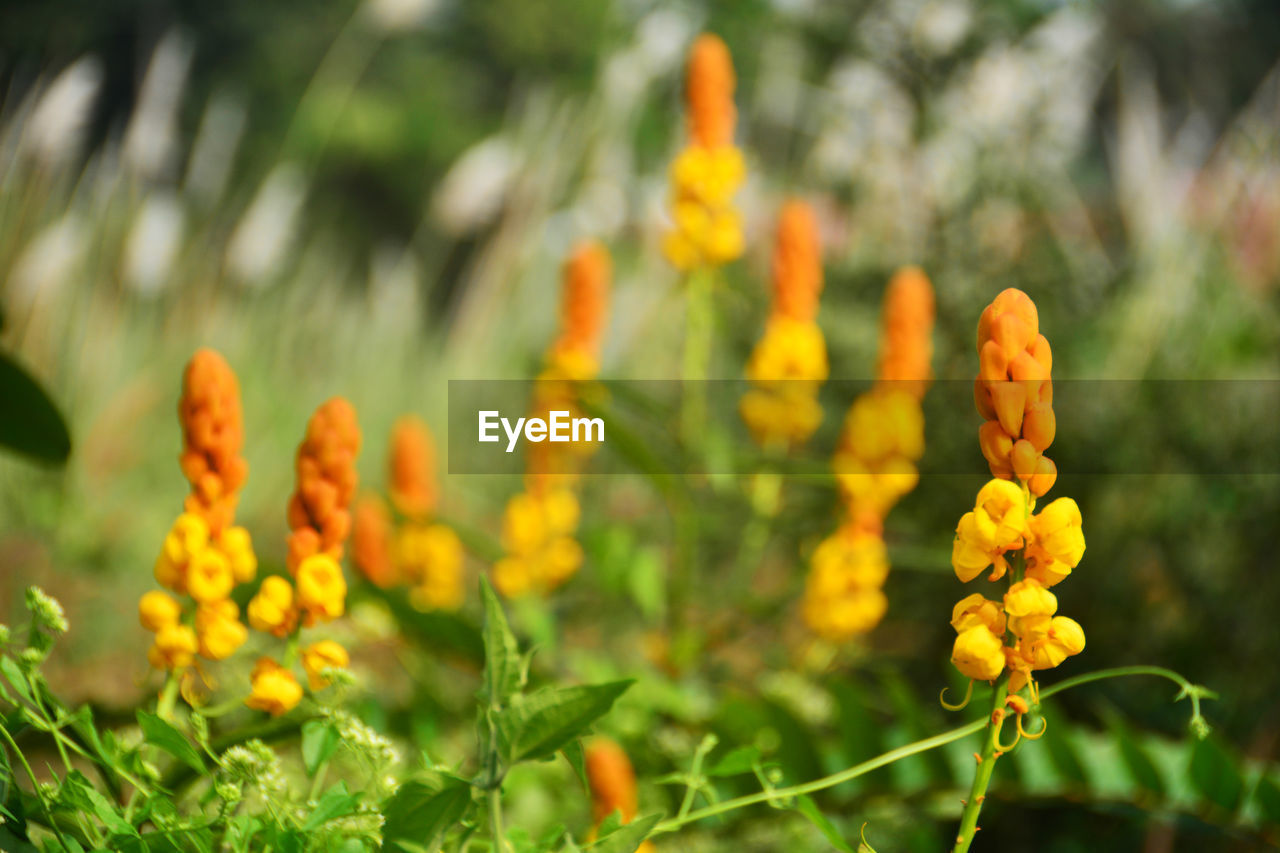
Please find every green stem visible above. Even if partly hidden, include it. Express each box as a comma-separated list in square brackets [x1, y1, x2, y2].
[156, 672, 181, 722]
[653, 664, 1209, 837]
[680, 266, 714, 451]
[951, 675, 1008, 852]
[0, 721, 73, 847]
[487, 786, 508, 853]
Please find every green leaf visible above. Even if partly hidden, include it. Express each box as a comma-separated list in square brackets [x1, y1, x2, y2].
[382, 775, 472, 850]
[300, 719, 341, 777]
[0, 658, 34, 704]
[584, 813, 661, 853]
[136, 711, 204, 774]
[496, 681, 633, 765]
[707, 745, 761, 777]
[62, 770, 136, 837]
[626, 547, 665, 622]
[0, 827, 38, 853]
[302, 781, 361, 831]
[794, 795, 856, 853]
[562, 739, 588, 790]
[0, 350, 71, 464]
[1040, 706, 1088, 789]
[1189, 736, 1243, 812]
[1106, 714, 1165, 798]
[1253, 774, 1280, 826]
[480, 576, 523, 707]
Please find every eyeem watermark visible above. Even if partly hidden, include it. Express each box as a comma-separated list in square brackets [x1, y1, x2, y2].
[478, 410, 605, 453]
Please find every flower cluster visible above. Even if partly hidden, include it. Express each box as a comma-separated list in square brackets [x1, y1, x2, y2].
[492, 487, 583, 598]
[804, 268, 934, 640]
[584, 738, 655, 851]
[949, 289, 1085, 700]
[974, 288, 1057, 497]
[245, 397, 361, 715]
[662, 34, 744, 272]
[493, 243, 610, 598]
[353, 417, 466, 610]
[740, 200, 828, 447]
[141, 350, 255, 675]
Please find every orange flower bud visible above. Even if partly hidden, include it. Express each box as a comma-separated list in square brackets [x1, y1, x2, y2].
[288, 398, 361, 572]
[353, 494, 396, 588]
[178, 349, 248, 535]
[686, 34, 736, 148]
[1010, 439, 1039, 481]
[246, 657, 302, 716]
[551, 241, 611, 364]
[586, 738, 639, 824]
[1022, 403, 1056, 452]
[771, 201, 822, 324]
[1028, 456, 1057, 497]
[388, 416, 437, 519]
[301, 640, 350, 691]
[877, 266, 935, 393]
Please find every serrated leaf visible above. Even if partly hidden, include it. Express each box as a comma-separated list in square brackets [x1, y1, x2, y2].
[794, 795, 856, 853]
[137, 711, 204, 774]
[301, 719, 341, 777]
[1189, 737, 1243, 812]
[302, 781, 361, 831]
[496, 681, 633, 765]
[584, 813, 661, 853]
[480, 576, 523, 707]
[382, 775, 472, 850]
[0, 351, 72, 465]
[707, 745, 761, 777]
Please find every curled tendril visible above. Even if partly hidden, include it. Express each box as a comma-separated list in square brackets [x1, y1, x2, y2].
[858, 822, 879, 853]
[940, 680, 974, 711]
[994, 722, 1021, 752]
[1017, 713, 1047, 740]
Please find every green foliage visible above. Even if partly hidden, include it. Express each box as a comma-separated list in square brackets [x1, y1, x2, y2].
[0, 351, 71, 465]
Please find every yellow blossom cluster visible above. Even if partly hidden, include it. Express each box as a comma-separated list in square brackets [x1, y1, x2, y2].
[949, 289, 1085, 697]
[803, 268, 934, 640]
[493, 244, 611, 598]
[949, 480, 1086, 691]
[740, 200, 828, 447]
[492, 488, 583, 598]
[141, 350, 255, 675]
[662, 34, 744, 271]
[245, 397, 361, 716]
[352, 417, 467, 611]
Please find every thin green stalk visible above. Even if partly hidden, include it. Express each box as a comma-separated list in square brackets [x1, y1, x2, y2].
[156, 673, 181, 722]
[0, 721, 73, 848]
[680, 266, 714, 451]
[653, 664, 1210, 837]
[655, 719, 987, 834]
[487, 786, 509, 853]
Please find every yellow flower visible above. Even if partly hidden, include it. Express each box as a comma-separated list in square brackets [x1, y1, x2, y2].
[810, 530, 890, 591]
[138, 591, 182, 632]
[217, 526, 258, 584]
[163, 513, 209, 565]
[805, 588, 888, 639]
[148, 624, 198, 670]
[154, 552, 186, 593]
[1028, 616, 1085, 670]
[1003, 578, 1057, 619]
[195, 601, 247, 660]
[745, 318, 829, 384]
[246, 658, 303, 716]
[1028, 497, 1085, 566]
[950, 594, 1006, 636]
[186, 547, 234, 603]
[951, 512, 995, 583]
[951, 625, 1005, 681]
[740, 385, 824, 447]
[247, 576, 297, 637]
[971, 479, 1029, 550]
[302, 640, 350, 690]
[295, 553, 347, 624]
[492, 558, 532, 598]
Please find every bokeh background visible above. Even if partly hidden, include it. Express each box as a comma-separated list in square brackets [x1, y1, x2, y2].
[2, 0, 1280, 849]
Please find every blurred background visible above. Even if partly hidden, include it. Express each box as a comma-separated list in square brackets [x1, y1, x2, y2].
[2, 0, 1280, 849]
